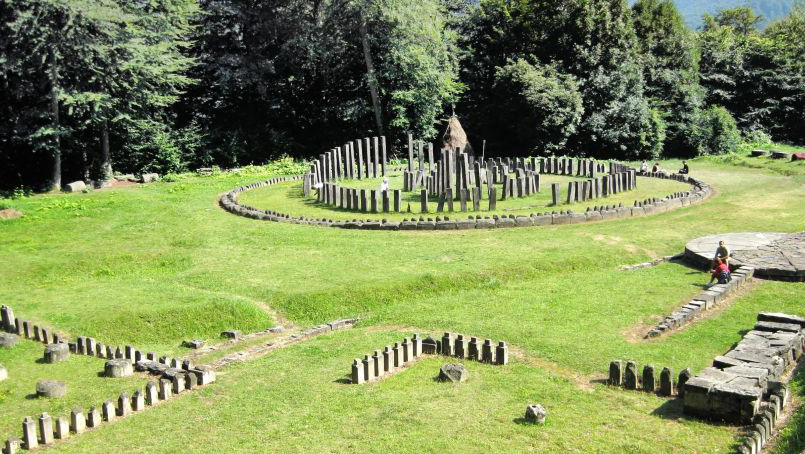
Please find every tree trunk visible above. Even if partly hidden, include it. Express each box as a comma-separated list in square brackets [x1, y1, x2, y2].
[49, 48, 61, 192]
[359, 9, 384, 136]
[100, 119, 112, 181]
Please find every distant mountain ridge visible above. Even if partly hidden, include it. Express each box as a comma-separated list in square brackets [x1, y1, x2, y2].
[639, 0, 796, 29]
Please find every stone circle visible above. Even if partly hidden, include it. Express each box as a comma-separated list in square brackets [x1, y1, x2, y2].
[685, 232, 805, 281]
[105, 359, 134, 378]
[0, 333, 19, 348]
[438, 363, 468, 383]
[36, 380, 67, 398]
[525, 404, 547, 424]
[44, 343, 70, 363]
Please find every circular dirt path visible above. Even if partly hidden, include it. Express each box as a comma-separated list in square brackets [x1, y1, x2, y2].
[685, 232, 805, 281]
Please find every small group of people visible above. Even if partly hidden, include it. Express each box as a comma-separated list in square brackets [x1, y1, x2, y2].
[639, 161, 689, 175]
[707, 240, 731, 286]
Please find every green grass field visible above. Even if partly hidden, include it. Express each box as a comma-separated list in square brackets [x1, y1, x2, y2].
[1, 150, 805, 453]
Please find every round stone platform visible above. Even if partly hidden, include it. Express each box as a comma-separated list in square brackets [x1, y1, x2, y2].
[685, 232, 805, 281]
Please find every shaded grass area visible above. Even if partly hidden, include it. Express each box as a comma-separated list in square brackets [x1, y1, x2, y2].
[238, 173, 689, 221]
[46, 328, 738, 454]
[0, 161, 804, 451]
[0, 339, 149, 436]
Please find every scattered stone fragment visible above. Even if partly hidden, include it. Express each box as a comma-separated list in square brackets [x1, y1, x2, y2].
[44, 343, 70, 363]
[105, 359, 134, 378]
[0, 364, 7, 382]
[0, 333, 19, 348]
[438, 364, 468, 383]
[525, 404, 547, 424]
[183, 339, 205, 349]
[36, 380, 67, 398]
[221, 330, 242, 340]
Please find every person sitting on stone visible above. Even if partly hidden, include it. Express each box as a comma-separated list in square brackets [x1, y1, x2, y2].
[713, 240, 730, 266]
[679, 161, 689, 175]
[708, 258, 731, 286]
[379, 177, 389, 193]
[652, 162, 660, 173]
[640, 160, 648, 174]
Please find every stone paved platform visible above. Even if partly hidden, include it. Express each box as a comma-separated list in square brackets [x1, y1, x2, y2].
[685, 232, 805, 281]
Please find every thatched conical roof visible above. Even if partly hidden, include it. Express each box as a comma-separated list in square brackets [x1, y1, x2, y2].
[441, 115, 473, 155]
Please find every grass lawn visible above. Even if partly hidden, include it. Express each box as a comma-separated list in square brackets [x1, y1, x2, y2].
[1, 153, 805, 452]
[239, 172, 689, 221]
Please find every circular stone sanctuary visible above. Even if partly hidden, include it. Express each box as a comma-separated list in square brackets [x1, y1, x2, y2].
[221, 119, 713, 231]
[685, 232, 805, 281]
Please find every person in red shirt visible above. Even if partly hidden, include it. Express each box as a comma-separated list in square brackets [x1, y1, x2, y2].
[708, 258, 730, 286]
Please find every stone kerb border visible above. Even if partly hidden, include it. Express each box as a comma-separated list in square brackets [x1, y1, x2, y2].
[682, 313, 805, 453]
[219, 169, 713, 231]
[645, 266, 756, 338]
[350, 332, 509, 384]
[683, 313, 802, 423]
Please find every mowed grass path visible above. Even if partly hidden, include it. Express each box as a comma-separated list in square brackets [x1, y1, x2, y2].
[1, 160, 804, 452]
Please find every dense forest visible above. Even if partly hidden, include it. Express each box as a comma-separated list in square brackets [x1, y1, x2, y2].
[1, 0, 804, 191]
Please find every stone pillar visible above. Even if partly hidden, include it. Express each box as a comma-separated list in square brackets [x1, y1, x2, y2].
[642, 365, 656, 393]
[370, 190, 378, 213]
[454, 335, 466, 358]
[551, 183, 560, 206]
[393, 190, 402, 212]
[357, 140, 365, 179]
[145, 381, 158, 406]
[172, 375, 185, 394]
[420, 189, 428, 213]
[402, 338, 412, 362]
[383, 346, 392, 373]
[373, 350, 383, 378]
[87, 407, 101, 428]
[441, 333, 453, 356]
[351, 359, 363, 384]
[392, 343, 403, 368]
[412, 334, 421, 357]
[468, 337, 480, 361]
[624, 361, 638, 390]
[159, 379, 172, 400]
[22, 417, 37, 450]
[185, 372, 198, 390]
[407, 133, 414, 173]
[488, 187, 497, 211]
[132, 390, 145, 412]
[1, 305, 16, 333]
[102, 401, 115, 422]
[608, 360, 623, 386]
[4, 438, 20, 454]
[381, 136, 387, 176]
[678, 368, 691, 398]
[360, 189, 367, 213]
[495, 341, 509, 365]
[54, 417, 69, 440]
[70, 409, 85, 434]
[382, 191, 390, 213]
[38, 413, 53, 446]
[482, 339, 495, 364]
[660, 367, 674, 396]
[362, 355, 374, 382]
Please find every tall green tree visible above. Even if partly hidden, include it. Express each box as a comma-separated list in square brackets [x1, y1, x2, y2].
[460, 0, 663, 160]
[631, 0, 703, 155]
[0, 0, 200, 190]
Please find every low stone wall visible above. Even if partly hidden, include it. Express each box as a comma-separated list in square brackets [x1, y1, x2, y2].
[645, 266, 755, 338]
[682, 312, 803, 425]
[351, 332, 509, 384]
[220, 172, 713, 231]
[619, 254, 682, 271]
